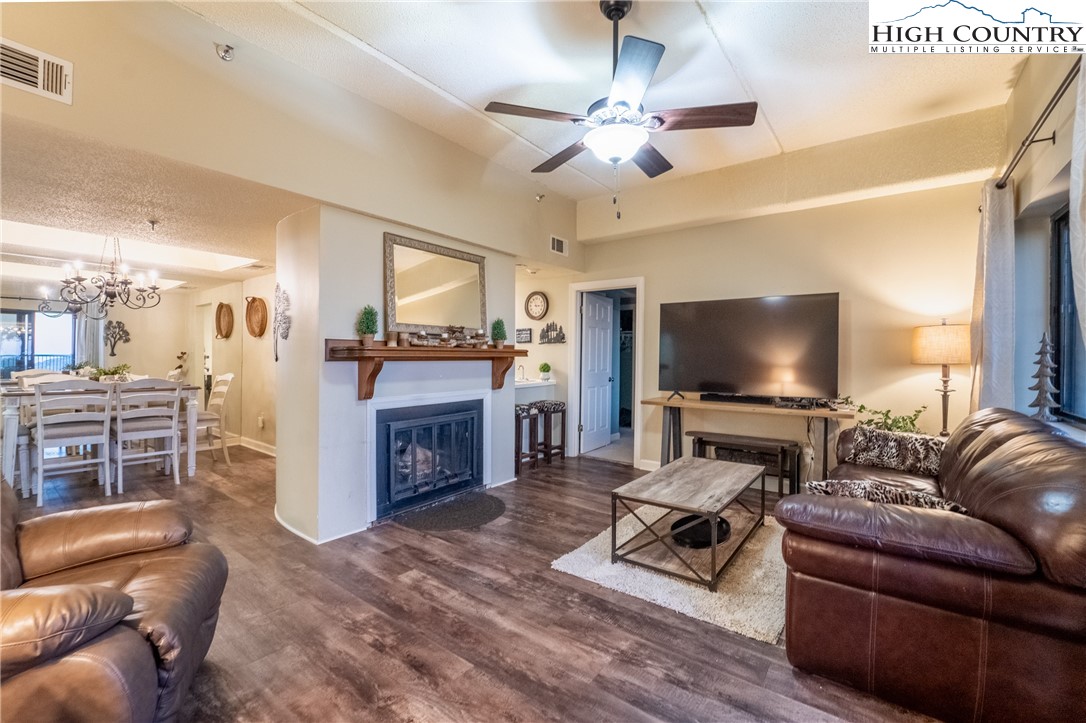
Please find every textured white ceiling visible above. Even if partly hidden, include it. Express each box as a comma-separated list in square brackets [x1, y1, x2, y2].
[0, 116, 314, 287]
[181, 0, 1024, 200]
[1, 0, 1026, 277]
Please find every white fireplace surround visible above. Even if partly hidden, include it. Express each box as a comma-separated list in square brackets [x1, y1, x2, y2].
[364, 389, 493, 527]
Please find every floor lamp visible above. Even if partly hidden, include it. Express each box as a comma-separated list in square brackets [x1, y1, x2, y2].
[912, 321, 971, 436]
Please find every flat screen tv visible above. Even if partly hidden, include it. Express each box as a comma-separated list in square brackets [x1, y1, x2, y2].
[659, 292, 839, 400]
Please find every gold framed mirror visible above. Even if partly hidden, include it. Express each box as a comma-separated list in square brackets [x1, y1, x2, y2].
[383, 232, 487, 335]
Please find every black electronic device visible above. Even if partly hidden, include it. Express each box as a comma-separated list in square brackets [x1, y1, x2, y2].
[659, 292, 839, 400]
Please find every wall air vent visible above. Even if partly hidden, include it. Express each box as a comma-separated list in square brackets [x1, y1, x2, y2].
[550, 236, 569, 257]
[1, 38, 72, 104]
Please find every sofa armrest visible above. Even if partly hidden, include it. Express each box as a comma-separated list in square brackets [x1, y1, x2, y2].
[774, 495, 1037, 576]
[0, 585, 134, 677]
[17, 501, 192, 580]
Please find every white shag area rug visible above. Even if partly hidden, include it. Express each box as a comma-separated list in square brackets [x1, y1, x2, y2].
[552, 506, 786, 644]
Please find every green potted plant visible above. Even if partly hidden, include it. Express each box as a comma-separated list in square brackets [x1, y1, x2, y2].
[840, 397, 928, 433]
[490, 318, 507, 349]
[538, 362, 552, 381]
[356, 305, 379, 349]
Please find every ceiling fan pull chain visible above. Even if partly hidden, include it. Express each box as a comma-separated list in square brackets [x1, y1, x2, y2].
[612, 162, 622, 220]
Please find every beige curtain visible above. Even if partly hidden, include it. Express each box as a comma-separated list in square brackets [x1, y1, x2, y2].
[970, 179, 1016, 412]
[1070, 68, 1086, 346]
[74, 314, 104, 368]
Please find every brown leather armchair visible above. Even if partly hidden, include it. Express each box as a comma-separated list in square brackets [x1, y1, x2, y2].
[1, 482, 228, 722]
[775, 408, 1086, 723]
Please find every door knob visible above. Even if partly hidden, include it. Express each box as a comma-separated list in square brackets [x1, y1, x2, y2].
[608, 377, 614, 382]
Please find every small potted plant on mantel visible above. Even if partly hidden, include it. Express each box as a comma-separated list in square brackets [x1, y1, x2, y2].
[538, 362, 552, 381]
[356, 305, 379, 349]
[490, 318, 508, 349]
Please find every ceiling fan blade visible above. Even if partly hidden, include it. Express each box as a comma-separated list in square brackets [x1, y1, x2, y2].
[607, 36, 665, 111]
[532, 140, 588, 173]
[631, 143, 673, 179]
[485, 101, 586, 124]
[650, 102, 758, 132]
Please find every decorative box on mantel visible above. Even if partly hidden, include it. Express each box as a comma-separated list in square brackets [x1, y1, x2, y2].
[324, 339, 528, 400]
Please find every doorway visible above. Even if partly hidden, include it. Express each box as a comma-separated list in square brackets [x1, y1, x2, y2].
[567, 278, 643, 467]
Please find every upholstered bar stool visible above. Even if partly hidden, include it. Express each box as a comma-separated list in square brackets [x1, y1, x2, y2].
[514, 404, 539, 474]
[531, 400, 566, 464]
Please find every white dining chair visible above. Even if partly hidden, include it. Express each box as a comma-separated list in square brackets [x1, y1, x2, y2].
[180, 372, 234, 466]
[110, 379, 183, 493]
[28, 380, 113, 507]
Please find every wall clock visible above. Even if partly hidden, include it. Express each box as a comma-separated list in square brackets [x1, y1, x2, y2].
[525, 291, 549, 320]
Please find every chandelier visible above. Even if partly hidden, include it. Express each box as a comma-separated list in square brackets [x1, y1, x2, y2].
[38, 237, 161, 319]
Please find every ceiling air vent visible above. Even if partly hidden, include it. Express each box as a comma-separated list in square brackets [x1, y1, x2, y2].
[550, 236, 569, 257]
[1, 38, 72, 104]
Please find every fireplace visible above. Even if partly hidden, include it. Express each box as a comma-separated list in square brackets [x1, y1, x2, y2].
[375, 399, 484, 518]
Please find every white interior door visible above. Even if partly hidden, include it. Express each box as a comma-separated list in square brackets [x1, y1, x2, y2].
[580, 292, 613, 453]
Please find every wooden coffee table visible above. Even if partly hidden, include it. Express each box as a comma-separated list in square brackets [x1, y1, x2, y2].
[610, 456, 765, 590]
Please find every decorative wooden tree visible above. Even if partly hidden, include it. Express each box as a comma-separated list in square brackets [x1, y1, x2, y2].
[1028, 333, 1059, 422]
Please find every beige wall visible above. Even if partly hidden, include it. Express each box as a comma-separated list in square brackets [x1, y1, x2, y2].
[575, 182, 982, 469]
[275, 206, 322, 539]
[108, 292, 191, 379]
[241, 274, 277, 453]
[277, 204, 517, 542]
[513, 274, 577, 407]
[190, 284, 245, 440]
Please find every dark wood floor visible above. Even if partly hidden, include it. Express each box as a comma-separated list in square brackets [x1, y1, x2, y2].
[16, 449, 929, 722]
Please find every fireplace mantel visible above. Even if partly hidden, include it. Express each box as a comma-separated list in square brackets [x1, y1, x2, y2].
[324, 339, 528, 400]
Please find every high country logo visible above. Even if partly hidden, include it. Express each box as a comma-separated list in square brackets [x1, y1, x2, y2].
[869, 0, 1084, 53]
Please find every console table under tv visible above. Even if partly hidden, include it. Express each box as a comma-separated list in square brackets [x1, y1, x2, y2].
[641, 396, 855, 480]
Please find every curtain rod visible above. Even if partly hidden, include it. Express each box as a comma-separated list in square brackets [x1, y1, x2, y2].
[996, 56, 1081, 190]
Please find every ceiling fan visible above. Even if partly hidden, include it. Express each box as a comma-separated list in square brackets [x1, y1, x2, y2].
[485, 0, 758, 179]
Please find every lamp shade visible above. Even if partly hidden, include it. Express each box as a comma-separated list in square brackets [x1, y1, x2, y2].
[912, 323, 970, 365]
[583, 124, 649, 164]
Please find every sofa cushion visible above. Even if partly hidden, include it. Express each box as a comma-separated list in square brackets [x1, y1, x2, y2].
[0, 585, 134, 677]
[0, 625, 159, 723]
[21, 542, 228, 720]
[846, 426, 946, 477]
[948, 432, 1086, 589]
[1, 483, 23, 589]
[821, 462, 942, 495]
[807, 478, 968, 514]
[937, 407, 1054, 484]
[775, 494, 1037, 575]
[17, 500, 191, 580]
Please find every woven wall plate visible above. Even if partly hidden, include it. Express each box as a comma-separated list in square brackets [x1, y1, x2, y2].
[245, 296, 268, 337]
[215, 302, 234, 339]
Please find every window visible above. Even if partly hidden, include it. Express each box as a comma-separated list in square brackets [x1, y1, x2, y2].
[1051, 210, 1086, 423]
[0, 310, 76, 379]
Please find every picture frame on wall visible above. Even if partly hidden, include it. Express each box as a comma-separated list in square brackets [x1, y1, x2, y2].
[515, 328, 532, 344]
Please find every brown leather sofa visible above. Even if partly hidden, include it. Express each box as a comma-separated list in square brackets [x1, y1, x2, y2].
[1, 482, 228, 722]
[775, 408, 1086, 723]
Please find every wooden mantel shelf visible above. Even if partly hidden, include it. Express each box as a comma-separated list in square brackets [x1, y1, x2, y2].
[324, 339, 527, 400]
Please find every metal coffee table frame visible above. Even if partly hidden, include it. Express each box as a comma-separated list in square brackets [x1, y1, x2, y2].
[610, 459, 765, 591]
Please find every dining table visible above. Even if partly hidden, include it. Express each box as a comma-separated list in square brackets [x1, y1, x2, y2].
[1, 382, 202, 489]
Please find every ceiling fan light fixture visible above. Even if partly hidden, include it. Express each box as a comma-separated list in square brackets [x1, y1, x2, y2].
[583, 123, 648, 164]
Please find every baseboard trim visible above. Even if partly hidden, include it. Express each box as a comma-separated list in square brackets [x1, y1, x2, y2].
[240, 438, 277, 457]
[274, 504, 368, 545]
[637, 458, 661, 471]
[611, 432, 621, 441]
[487, 476, 517, 488]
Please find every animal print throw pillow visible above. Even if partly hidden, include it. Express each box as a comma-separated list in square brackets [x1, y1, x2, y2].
[845, 426, 946, 477]
[806, 479, 968, 514]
